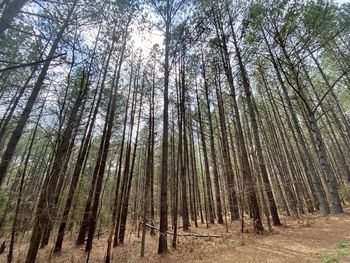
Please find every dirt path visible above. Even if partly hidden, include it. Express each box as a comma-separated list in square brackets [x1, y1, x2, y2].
[206, 212, 350, 263]
[1, 210, 350, 262]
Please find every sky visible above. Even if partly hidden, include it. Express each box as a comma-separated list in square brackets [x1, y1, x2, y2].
[130, 25, 163, 55]
[130, 0, 350, 54]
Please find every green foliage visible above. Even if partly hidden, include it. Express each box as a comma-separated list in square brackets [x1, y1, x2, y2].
[322, 243, 350, 263]
[322, 254, 338, 263]
[302, 0, 339, 40]
[337, 248, 349, 256]
[248, 2, 266, 21]
[336, 242, 350, 249]
[322, 255, 338, 263]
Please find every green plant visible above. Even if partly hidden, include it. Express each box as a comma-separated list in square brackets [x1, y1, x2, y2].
[337, 248, 349, 256]
[336, 242, 350, 249]
[322, 254, 338, 263]
[321, 243, 350, 262]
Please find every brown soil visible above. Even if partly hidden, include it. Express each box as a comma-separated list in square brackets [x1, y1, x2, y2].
[1, 209, 350, 263]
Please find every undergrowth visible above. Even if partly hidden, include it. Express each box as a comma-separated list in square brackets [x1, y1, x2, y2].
[321, 242, 350, 263]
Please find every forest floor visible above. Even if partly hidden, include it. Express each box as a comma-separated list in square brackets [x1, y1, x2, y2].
[1, 207, 350, 263]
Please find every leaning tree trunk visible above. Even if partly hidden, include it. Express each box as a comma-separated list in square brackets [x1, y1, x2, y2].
[85, 37, 126, 252]
[0, 0, 28, 36]
[110, 73, 132, 248]
[118, 87, 143, 245]
[275, 30, 343, 215]
[0, 66, 38, 146]
[7, 98, 45, 263]
[230, 24, 281, 226]
[308, 111, 343, 214]
[259, 29, 330, 215]
[0, 0, 78, 189]
[25, 59, 85, 263]
[114, 65, 139, 246]
[75, 31, 118, 246]
[54, 24, 105, 252]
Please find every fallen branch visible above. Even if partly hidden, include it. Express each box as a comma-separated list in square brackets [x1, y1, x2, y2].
[140, 221, 222, 238]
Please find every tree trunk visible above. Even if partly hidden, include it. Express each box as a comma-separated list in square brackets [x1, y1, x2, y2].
[0, 0, 28, 36]
[85, 38, 126, 251]
[196, 87, 215, 224]
[229, 24, 280, 226]
[158, 1, 170, 254]
[0, 0, 77, 189]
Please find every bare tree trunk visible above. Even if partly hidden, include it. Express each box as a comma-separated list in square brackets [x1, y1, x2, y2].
[213, 67, 239, 221]
[201, 58, 223, 224]
[178, 61, 190, 231]
[0, 66, 38, 146]
[158, 1, 170, 254]
[0, 0, 28, 36]
[111, 56, 133, 248]
[118, 85, 143, 245]
[140, 76, 155, 257]
[54, 53, 103, 251]
[85, 37, 126, 252]
[275, 30, 343, 214]
[171, 109, 179, 248]
[7, 98, 45, 263]
[114, 59, 139, 246]
[229, 22, 280, 226]
[259, 29, 330, 215]
[0, 0, 77, 189]
[196, 87, 215, 224]
[76, 32, 118, 246]
[25, 59, 85, 263]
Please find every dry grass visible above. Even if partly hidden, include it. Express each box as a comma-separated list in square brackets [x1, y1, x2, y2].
[1, 208, 350, 262]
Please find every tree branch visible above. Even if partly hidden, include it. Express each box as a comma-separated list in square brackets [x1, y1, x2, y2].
[312, 67, 350, 113]
[0, 53, 66, 73]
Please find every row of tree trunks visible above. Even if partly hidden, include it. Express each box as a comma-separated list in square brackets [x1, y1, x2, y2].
[0, 0, 78, 188]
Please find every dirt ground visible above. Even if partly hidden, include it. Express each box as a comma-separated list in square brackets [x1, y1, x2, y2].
[1, 208, 350, 263]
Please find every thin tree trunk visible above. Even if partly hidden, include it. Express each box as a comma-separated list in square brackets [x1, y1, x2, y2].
[158, 1, 170, 253]
[229, 23, 280, 226]
[7, 98, 45, 263]
[85, 37, 126, 252]
[76, 32, 118, 246]
[0, 0, 77, 189]
[196, 87, 215, 224]
[54, 57, 103, 251]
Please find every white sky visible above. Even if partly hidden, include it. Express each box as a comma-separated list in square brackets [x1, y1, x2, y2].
[130, 25, 163, 54]
[130, 0, 350, 54]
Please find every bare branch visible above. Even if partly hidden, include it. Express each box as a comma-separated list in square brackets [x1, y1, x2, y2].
[0, 54, 66, 73]
[312, 67, 350, 113]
